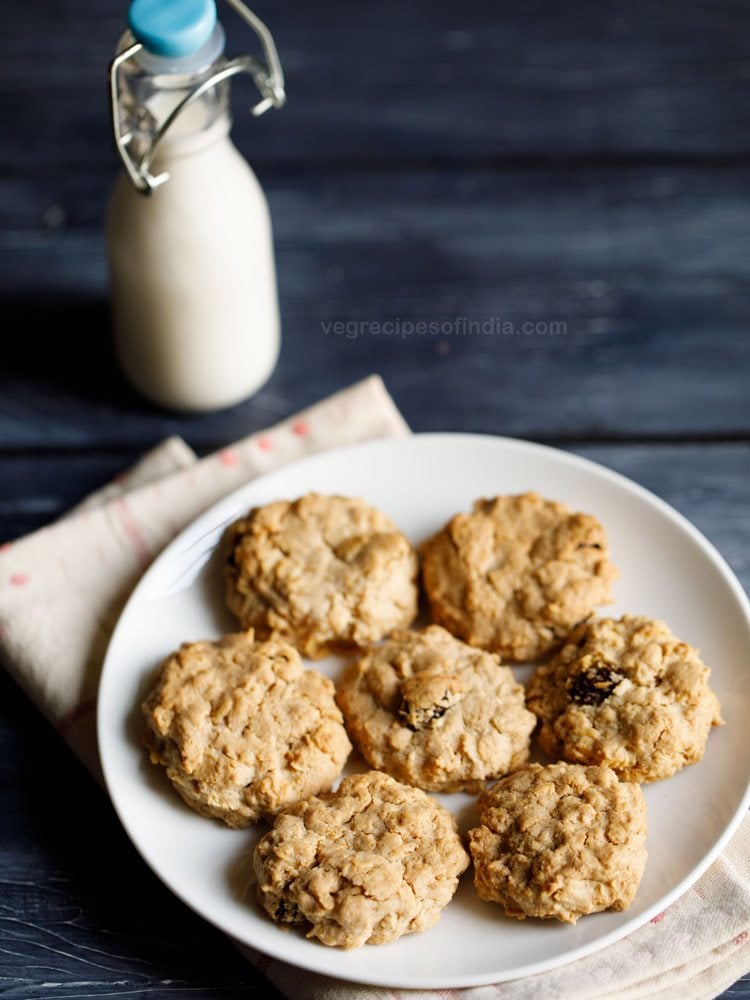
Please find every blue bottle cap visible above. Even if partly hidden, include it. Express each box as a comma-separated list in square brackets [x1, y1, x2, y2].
[128, 0, 217, 58]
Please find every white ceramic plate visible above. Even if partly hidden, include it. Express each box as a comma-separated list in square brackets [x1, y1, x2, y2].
[98, 433, 750, 989]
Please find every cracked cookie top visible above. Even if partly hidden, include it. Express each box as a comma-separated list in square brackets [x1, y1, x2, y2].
[224, 493, 418, 658]
[336, 625, 536, 792]
[420, 491, 618, 661]
[253, 770, 470, 948]
[468, 762, 648, 923]
[142, 630, 352, 827]
[526, 615, 723, 781]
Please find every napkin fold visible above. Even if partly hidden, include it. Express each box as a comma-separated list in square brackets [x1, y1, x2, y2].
[0, 375, 408, 771]
[0, 374, 746, 1000]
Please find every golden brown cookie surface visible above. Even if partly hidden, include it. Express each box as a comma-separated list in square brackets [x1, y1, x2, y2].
[254, 771, 470, 948]
[468, 762, 648, 923]
[336, 625, 535, 792]
[225, 493, 418, 657]
[420, 491, 618, 661]
[142, 630, 352, 827]
[526, 615, 723, 781]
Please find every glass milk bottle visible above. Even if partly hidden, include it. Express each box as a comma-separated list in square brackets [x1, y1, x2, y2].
[106, 0, 285, 411]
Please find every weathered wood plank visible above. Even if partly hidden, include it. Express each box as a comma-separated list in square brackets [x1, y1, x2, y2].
[0, 676, 284, 1000]
[4, 0, 750, 174]
[1, 166, 749, 444]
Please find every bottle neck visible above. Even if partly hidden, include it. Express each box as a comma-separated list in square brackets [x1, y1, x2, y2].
[151, 110, 233, 168]
[115, 26, 231, 162]
[145, 89, 231, 154]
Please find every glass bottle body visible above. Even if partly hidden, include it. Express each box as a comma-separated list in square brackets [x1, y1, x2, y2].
[106, 31, 279, 411]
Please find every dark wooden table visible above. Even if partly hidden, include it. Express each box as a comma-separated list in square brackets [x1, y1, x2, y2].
[1, 0, 748, 996]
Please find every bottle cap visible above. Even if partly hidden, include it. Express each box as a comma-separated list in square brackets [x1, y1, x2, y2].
[128, 0, 217, 58]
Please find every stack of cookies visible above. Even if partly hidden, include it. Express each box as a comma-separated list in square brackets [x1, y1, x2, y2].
[141, 490, 723, 948]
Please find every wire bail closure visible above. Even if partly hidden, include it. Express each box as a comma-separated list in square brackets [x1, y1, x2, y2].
[109, 0, 285, 194]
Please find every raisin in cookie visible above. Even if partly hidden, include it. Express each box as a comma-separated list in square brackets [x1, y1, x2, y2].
[526, 615, 723, 782]
[468, 762, 647, 923]
[420, 491, 618, 661]
[225, 494, 418, 658]
[254, 770, 469, 948]
[336, 625, 535, 792]
[142, 631, 352, 827]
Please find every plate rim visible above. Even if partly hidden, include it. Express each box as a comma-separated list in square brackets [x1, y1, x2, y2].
[97, 431, 750, 988]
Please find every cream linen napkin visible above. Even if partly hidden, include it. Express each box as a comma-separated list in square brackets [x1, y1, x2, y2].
[0, 374, 747, 1000]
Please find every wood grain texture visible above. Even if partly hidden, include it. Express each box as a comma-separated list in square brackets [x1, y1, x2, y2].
[0, 670, 285, 1000]
[2, 165, 750, 445]
[4, 0, 750, 173]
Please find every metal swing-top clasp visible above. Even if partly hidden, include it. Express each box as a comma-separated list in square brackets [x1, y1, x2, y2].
[109, 0, 285, 195]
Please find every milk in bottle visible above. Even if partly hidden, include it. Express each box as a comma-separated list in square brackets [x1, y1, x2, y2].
[106, 0, 285, 411]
